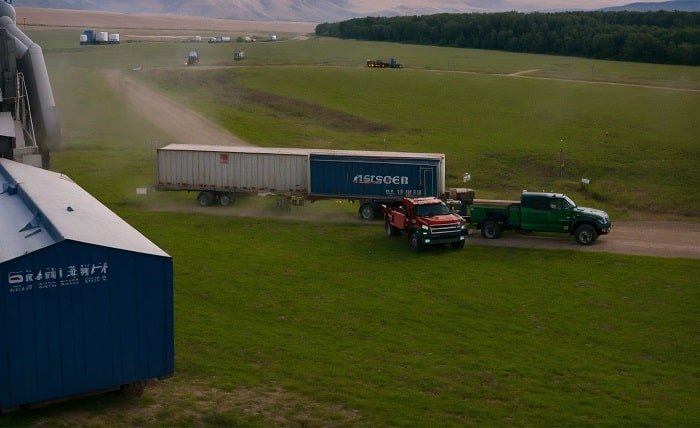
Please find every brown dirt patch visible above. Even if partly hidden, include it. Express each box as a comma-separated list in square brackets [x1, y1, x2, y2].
[17, 7, 317, 35]
[104, 69, 250, 147]
[28, 379, 361, 427]
[244, 89, 392, 133]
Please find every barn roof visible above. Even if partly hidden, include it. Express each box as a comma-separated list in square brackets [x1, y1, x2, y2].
[0, 159, 169, 263]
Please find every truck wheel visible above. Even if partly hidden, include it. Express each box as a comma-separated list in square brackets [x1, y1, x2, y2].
[276, 198, 292, 212]
[385, 221, 400, 237]
[481, 220, 501, 239]
[197, 191, 214, 207]
[409, 233, 424, 252]
[219, 193, 233, 206]
[575, 224, 598, 245]
[359, 203, 376, 221]
[450, 240, 465, 249]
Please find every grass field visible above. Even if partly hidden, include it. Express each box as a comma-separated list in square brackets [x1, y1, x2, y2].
[35, 31, 695, 218]
[1, 29, 698, 426]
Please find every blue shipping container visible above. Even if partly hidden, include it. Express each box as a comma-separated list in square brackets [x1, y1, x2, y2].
[309, 153, 444, 200]
[0, 159, 174, 411]
[0, 245, 173, 410]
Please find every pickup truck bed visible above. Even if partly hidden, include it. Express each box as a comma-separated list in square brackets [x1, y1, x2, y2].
[472, 199, 519, 206]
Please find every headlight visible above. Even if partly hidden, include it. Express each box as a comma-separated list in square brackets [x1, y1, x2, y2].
[421, 225, 429, 230]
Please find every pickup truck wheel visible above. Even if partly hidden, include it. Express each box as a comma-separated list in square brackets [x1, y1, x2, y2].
[575, 224, 598, 245]
[385, 221, 400, 237]
[450, 240, 465, 249]
[409, 233, 424, 252]
[359, 203, 376, 221]
[197, 191, 214, 207]
[481, 220, 501, 239]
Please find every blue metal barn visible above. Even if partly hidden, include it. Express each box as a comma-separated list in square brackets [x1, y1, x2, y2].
[0, 159, 174, 412]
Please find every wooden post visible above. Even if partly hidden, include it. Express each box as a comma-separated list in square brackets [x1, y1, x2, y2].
[559, 148, 564, 178]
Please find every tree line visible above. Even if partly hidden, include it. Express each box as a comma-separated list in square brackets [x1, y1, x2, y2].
[315, 11, 700, 66]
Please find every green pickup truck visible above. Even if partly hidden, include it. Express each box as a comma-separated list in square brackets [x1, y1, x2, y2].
[469, 192, 612, 245]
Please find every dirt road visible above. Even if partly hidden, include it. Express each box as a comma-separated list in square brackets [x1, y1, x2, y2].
[108, 69, 700, 260]
[429, 68, 700, 93]
[105, 69, 250, 147]
[469, 221, 700, 259]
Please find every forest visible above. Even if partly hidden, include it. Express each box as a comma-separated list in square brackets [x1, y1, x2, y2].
[315, 11, 700, 65]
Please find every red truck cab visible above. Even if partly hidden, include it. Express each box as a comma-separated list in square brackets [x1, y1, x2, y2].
[385, 197, 468, 251]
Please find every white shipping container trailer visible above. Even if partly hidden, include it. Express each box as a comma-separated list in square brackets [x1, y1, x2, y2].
[108, 33, 120, 43]
[157, 144, 310, 207]
[156, 144, 451, 219]
[96, 31, 109, 43]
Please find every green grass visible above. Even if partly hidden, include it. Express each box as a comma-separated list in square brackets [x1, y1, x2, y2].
[138, 62, 699, 217]
[36, 30, 694, 217]
[0, 29, 697, 426]
[152, 215, 700, 426]
[3, 214, 698, 426]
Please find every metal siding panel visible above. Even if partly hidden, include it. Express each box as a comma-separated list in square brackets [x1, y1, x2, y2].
[81, 259, 114, 390]
[0, 262, 6, 408]
[60, 269, 87, 394]
[32, 278, 62, 401]
[4, 257, 38, 405]
[0, 242, 173, 410]
[163, 261, 175, 374]
[157, 148, 308, 194]
[309, 155, 442, 199]
[139, 256, 168, 377]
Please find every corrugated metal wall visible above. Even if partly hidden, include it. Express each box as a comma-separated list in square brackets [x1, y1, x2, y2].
[308, 154, 443, 200]
[157, 149, 308, 195]
[0, 242, 173, 409]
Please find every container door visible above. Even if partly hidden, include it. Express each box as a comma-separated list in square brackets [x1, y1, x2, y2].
[421, 167, 435, 197]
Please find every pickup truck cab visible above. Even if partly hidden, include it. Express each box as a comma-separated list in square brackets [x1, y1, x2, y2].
[470, 192, 612, 245]
[385, 197, 468, 252]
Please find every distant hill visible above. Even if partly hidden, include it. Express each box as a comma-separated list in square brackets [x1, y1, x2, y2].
[601, 1, 700, 12]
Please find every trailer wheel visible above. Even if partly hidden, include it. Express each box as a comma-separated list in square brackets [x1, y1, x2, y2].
[120, 381, 146, 398]
[276, 198, 292, 212]
[385, 221, 400, 237]
[409, 232, 424, 252]
[574, 224, 598, 245]
[450, 240, 465, 249]
[481, 220, 501, 239]
[197, 191, 214, 207]
[359, 203, 377, 221]
[219, 193, 233, 206]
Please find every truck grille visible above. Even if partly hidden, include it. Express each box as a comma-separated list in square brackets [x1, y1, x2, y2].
[430, 222, 462, 235]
